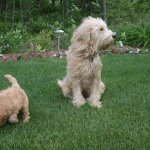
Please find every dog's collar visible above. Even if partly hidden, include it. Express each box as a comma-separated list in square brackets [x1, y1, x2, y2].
[88, 52, 98, 62]
[86, 41, 98, 62]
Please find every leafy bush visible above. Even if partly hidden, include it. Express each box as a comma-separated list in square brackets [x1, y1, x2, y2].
[61, 23, 77, 49]
[35, 29, 54, 51]
[26, 17, 52, 34]
[126, 23, 150, 47]
[116, 22, 150, 47]
[0, 22, 12, 34]
[0, 29, 24, 53]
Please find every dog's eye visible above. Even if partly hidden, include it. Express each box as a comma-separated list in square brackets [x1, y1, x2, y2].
[100, 28, 103, 31]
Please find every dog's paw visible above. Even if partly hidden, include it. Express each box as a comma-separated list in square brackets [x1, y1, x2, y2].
[87, 100, 102, 108]
[8, 118, 19, 123]
[72, 99, 86, 108]
[99, 81, 105, 94]
[23, 116, 30, 123]
[94, 102, 103, 108]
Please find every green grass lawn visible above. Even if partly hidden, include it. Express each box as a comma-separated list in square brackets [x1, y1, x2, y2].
[0, 54, 150, 150]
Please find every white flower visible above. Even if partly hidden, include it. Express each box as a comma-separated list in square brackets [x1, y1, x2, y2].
[65, 51, 68, 55]
[136, 48, 140, 53]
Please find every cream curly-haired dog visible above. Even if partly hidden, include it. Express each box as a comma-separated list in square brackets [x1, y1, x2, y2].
[0, 74, 30, 126]
[58, 16, 115, 108]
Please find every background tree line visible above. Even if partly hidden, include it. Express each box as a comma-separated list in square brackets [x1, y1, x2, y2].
[0, 0, 150, 53]
[0, 0, 150, 33]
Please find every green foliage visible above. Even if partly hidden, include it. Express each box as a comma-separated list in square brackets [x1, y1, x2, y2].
[120, 32, 127, 45]
[66, 4, 82, 27]
[107, 0, 136, 24]
[0, 0, 150, 52]
[35, 29, 53, 51]
[0, 22, 12, 34]
[26, 17, 51, 33]
[0, 29, 24, 53]
[126, 23, 150, 47]
[90, 0, 103, 18]
[116, 22, 150, 47]
[61, 22, 77, 49]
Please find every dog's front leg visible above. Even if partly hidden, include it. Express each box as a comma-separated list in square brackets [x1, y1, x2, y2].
[87, 79, 102, 108]
[72, 82, 86, 107]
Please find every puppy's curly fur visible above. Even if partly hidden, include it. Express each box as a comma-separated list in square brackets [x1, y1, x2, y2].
[58, 16, 115, 108]
[0, 74, 30, 126]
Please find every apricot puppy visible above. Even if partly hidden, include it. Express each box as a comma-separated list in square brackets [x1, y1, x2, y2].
[0, 74, 30, 126]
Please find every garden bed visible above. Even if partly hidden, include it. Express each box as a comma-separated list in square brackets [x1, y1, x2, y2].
[0, 50, 67, 62]
[0, 46, 149, 62]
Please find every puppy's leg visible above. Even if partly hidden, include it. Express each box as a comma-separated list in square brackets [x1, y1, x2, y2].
[87, 79, 102, 108]
[22, 107, 30, 123]
[22, 97, 30, 123]
[72, 83, 86, 107]
[0, 111, 8, 126]
[0, 116, 7, 126]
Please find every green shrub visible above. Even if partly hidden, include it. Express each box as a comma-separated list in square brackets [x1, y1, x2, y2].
[115, 22, 150, 47]
[35, 29, 54, 51]
[126, 23, 150, 47]
[0, 25, 33, 54]
[0, 22, 12, 34]
[61, 23, 77, 49]
[26, 17, 52, 34]
[0, 29, 24, 53]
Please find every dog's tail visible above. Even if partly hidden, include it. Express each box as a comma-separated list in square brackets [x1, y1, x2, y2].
[4, 74, 20, 88]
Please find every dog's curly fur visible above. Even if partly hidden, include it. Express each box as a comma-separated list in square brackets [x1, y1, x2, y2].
[0, 74, 30, 126]
[58, 16, 115, 108]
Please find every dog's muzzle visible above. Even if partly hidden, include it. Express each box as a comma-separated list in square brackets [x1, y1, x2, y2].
[112, 32, 116, 39]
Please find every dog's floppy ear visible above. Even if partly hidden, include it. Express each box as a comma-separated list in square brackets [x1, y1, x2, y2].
[71, 27, 92, 47]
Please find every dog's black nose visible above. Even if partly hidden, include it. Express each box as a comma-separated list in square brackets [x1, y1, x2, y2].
[112, 32, 116, 38]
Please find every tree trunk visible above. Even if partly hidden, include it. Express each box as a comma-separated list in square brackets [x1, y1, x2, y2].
[0, 0, 3, 15]
[52, 0, 55, 6]
[62, 0, 68, 26]
[20, 0, 23, 25]
[5, 0, 8, 32]
[103, 0, 107, 23]
[26, 1, 32, 22]
[81, 0, 86, 17]
[12, 0, 15, 28]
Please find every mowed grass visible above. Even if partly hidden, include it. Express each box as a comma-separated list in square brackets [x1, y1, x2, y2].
[0, 54, 150, 150]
